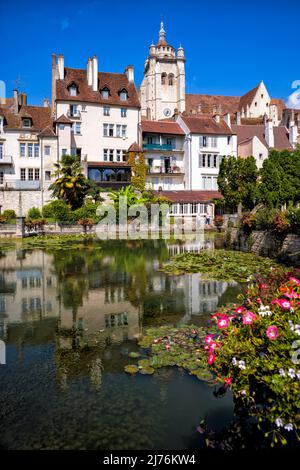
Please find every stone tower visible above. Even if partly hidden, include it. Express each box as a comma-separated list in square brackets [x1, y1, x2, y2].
[140, 22, 186, 120]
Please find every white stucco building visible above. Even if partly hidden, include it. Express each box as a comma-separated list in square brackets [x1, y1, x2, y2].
[177, 114, 237, 190]
[52, 53, 140, 189]
[140, 22, 185, 121]
[0, 92, 57, 214]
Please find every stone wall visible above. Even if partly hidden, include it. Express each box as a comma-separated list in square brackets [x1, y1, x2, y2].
[227, 228, 300, 265]
[0, 188, 52, 216]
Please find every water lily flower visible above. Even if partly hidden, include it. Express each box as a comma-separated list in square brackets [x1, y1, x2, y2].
[242, 311, 257, 325]
[235, 306, 245, 314]
[284, 423, 293, 432]
[266, 325, 279, 340]
[288, 368, 296, 379]
[279, 368, 285, 377]
[207, 353, 216, 365]
[217, 317, 230, 329]
[238, 360, 246, 370]
[205, 334, 214, 345]
[275, 418, 283, 428]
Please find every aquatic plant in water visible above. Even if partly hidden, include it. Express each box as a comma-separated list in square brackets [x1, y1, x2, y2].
[124, 325, 215, 382]
[161, 249, 280, 282]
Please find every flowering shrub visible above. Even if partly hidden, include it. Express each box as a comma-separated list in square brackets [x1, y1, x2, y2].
[204, 267, 300, 446]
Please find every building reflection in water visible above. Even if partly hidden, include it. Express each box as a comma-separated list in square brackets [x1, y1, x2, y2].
[0, 237, 240, 390]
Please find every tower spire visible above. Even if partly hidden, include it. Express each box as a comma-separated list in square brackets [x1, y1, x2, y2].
[159, 21, 166, 41]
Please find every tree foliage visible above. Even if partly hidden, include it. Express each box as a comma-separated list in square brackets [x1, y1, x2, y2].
[217, 156, 258, 210]
[127, 150, 147, 192]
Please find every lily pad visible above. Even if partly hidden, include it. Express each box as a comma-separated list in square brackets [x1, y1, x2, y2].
[124, 364, 139, 374]
[128, 352, 141, 359]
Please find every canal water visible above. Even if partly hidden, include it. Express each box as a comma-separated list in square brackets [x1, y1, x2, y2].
[0, 235, 242, 450]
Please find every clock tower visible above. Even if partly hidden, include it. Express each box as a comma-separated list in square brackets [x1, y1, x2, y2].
[140, 22, 186, 121]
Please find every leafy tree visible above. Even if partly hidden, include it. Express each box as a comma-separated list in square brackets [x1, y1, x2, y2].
[218, 156, 258, 212]
[258, 149, 300, 207]
[42, 200, 70, 222]
[49, 155, 90, 209]
[126, 149, 147, 192]
[27, 207, 41, 219]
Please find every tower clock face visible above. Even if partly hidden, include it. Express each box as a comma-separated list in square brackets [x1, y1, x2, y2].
[163, 108, 171, 117]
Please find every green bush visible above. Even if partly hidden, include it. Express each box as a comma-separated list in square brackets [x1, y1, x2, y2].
[3, 209, 16, 219]
[27, 207, 42, 219]
[252, 207, 277, 231]
[69, 201, 99, 223]
[42, 200, 70, 222]
[288, 208, 300, 233]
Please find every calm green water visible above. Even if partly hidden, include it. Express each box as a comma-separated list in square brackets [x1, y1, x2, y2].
[0, 236, 242, 450]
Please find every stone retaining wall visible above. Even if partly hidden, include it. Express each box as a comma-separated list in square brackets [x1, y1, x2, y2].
[227, 228, 300, 265]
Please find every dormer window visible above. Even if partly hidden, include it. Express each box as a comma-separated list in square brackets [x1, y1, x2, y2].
[119, 89, 128, 101]
[23, 118, 31, 128]
[68, 83, 78, 97]
[101, 87, 110, 99]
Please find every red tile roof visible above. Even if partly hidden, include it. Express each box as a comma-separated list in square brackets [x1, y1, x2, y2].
[181, 115, 234, 135]
[239, 85, 259, 111]
[55, 114, 72, 124]
[39, 126, 56, 137]
[56, 68, 140, 108]
[155, 190, 222, 203]
[186, 94, 240, 116]
[232, 124, 292, 150]
[141, 120, 185, 135]
[0, 105, 54, 132]
[128, 142, 142, 152]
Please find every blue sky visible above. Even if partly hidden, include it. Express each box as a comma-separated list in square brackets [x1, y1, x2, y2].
[1, 0, 299, 105]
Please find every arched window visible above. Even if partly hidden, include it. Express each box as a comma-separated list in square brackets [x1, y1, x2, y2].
[168, 74, 174, 86]
[161, 73, 167, 85]
[119, 89, 128, 101]
[101, 87, 110, 99]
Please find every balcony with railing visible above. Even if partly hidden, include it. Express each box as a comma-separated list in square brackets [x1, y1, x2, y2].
[143, 143, 176, 151]
[147, 165, 184, 175]
[0, 156, 13, 165]
[0, 179, 41, 190]
[67, 110, 81, 119]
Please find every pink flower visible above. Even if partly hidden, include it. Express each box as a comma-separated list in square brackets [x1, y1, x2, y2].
[207, 353, 216, 365]
[284, 290, 299, 299]
[224, 377, 232, 386]
[165, 344, 171, 350]
[217, 317, 229, 329]
[209, 342, 219, 352]
[266, 325, 279, 340]
[257, 298, 262, 304]
[205, 334, 214, 345]
[277, 299, 292, 310]
[235, 306, 245, 314]
[242, 311, 257, 325]
[289, 277, 300, 286]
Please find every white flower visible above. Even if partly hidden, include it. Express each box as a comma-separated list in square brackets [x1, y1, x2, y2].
[288, 368, 296, 379]
[295, 325, 300, 336]
[284, 423, 293, 432]
[279, 368, 286, 377]
[238, 360, 246, 370]
[275, 418, 283, 428]
[232, 357, 237, 366]
[297, 370, 300, 379]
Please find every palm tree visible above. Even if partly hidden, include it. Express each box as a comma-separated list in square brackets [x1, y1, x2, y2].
[50, 155, 89, 209]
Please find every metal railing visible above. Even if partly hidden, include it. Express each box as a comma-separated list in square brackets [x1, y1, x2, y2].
[143, 143, 176, 151]
[67, 110, 81, 118]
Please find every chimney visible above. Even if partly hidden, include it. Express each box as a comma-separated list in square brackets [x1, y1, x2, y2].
[51, 53, 57, 116]
[57, 54, 64, 80]
[224, 113, 231, 128]
[125, 65, 134, 83]
[19, 92, 27, 107]
[92, 55, 98, 92]
[236, 111, 241, 125]
[265, 119, 274, 148]
[87, 57, 93, 86]
[43, 98, 50, 108]
[13, 89, 19, 115]
[214, 113, 220, 123]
